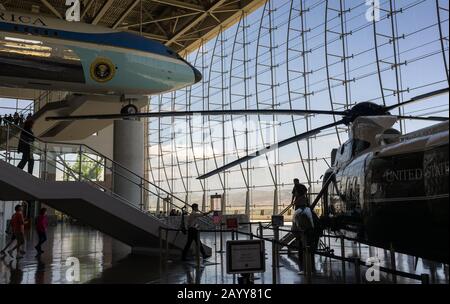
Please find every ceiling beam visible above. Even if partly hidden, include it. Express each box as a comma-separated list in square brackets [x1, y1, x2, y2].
[92, 0, 115, 25]
[142, 7, 169, 38]
[181, 0, 266, 54]
[150, 0, 205, 12]
[40, 0, 63, 19]
[81, 0, 95, 19]
[119, 12, 199, 29]
[127, 30, 168, 42]
[165, 0, 228, 47]
[112, 0, 141, 29]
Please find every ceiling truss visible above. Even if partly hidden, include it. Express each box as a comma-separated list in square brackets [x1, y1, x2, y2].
[3, 0, 265, 55]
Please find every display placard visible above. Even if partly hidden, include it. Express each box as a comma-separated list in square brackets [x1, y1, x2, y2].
[226, 240, 265, 274]
[271, 215, 284, 227]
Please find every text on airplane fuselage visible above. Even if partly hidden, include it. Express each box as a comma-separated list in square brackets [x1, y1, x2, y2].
[0, 12, 47, 27]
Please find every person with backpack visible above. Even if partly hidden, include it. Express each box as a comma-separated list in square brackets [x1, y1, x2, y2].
[292, 201, 316, 274]
[0, 217, 16, 256]
[291, 178, 308, 210]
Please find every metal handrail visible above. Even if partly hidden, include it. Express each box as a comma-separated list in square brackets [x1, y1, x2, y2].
[0, 148, 165, 224]
[1, 120, 214, 227]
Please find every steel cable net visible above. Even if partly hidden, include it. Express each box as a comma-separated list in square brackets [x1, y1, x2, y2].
[145, 0, 449, 220]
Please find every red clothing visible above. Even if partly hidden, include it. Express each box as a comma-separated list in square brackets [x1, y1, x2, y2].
[36, 215, 48, 233]
[10, 212, 24, 234]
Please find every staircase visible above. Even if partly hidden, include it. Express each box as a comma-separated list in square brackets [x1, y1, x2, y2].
[270, 174, 336, 249]
[0, 121, 213, 255]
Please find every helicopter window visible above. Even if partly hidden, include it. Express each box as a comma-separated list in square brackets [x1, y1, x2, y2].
[352, 139, 371, 156]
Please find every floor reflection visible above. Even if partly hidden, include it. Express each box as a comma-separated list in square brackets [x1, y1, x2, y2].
[0, 223, 448, 284]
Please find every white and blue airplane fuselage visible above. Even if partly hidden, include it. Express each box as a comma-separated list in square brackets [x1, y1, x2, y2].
[0, 10, 202, 96]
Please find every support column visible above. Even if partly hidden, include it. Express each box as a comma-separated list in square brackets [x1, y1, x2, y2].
[113, 119, 144, 208]
[112, 119, 144, 258]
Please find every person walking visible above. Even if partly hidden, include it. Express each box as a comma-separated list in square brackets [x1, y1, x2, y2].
[181, 204, 212, 261]
[35, 208, 48, 256]
[291, 178, 308, 210]
[0, 217, 16, 256]
[17, 119, 35, 174]
[8, 205, 27, 259]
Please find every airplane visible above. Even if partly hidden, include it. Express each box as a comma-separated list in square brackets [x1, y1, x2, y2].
[45, 87, 450, 263]
[0, 9, 202, 97]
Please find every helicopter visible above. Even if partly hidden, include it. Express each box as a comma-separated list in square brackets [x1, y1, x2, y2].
[46, 87, 449, 263]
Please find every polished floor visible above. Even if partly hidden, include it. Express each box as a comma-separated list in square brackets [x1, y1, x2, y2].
[0, 223, 448, 284]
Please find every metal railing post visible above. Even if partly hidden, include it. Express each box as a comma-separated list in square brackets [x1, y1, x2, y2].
[78, 146, 82, 181]
[249, 223, 253, 240]
[111, 163, 115, 193]
[390, 243, 397, 284]
[340, 235, 346, 283]
[43, 143, 48, 181]
[6, 123, 10, 163]
[259, 222, 263, 238]
[139, 179, 144, 211]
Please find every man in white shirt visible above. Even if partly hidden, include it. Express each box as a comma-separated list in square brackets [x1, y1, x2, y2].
[182, 204, 212, 261]
[292, 203, 317, 274]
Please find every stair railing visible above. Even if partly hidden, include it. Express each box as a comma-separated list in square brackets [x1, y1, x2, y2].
[0, 120, 214, 228]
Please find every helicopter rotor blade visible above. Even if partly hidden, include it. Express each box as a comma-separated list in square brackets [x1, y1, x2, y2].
[45, 109, 346, 121]
[385, 87, 449, 112]
[197, 120, 346, 180]
[397, 115, 449, 122]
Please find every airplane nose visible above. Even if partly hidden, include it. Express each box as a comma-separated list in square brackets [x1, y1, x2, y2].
[193, 67, 202, 83]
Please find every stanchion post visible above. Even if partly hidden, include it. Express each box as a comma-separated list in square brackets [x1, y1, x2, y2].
[305, 244, 312, 284]
[219, 223, 224, 253]
[421, 274, 430, 284]
[272, 239, 277, 285]
[354, 257, 361, 284]
[249, 223, 253, 240]
[259, 222, 263, 238]
[390, 243, 397, 284]
[159, 227, 163, 272]
[274, 226, 280, 268]
[196, 232, 201, 271]
[340, 235, 346, 283]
